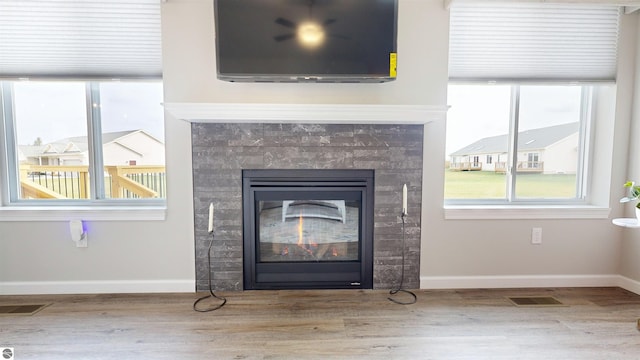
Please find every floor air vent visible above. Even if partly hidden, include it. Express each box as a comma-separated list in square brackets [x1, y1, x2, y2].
[507, 296, 565, 307]
[0, 304, 50, 315]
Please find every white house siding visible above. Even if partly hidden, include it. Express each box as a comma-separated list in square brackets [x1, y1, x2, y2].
[103, 142, 145, 166]
[451, 153, 503, 171]
[542, 132, 579, 174]
[482, 152, 501, 171]
[452, 155, 466, 165]
[39, 153, 85, 166]
[107, 132, 165, 165]
[516, 150, 543, 170]
[60, 156, 84, 166]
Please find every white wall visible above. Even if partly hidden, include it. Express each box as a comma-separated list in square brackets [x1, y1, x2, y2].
[1, 0, 638, 294]
[620, 12, 640, 291]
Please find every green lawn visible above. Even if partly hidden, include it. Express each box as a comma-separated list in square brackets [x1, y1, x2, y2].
[444, 170, 577, 199]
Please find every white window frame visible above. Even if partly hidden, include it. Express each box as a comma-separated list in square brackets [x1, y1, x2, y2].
[0, 80, 166, 221]
[444, 83, 611, 220]
[445, 2, 619, 220]
[446, 83, 592, 205]
[0, 1, 164, 221]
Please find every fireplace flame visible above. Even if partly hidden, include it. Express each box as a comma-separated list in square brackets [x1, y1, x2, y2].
[297, 214, 304, 247]
[296, 213, 315, 256]
[331, 246, 338, 257]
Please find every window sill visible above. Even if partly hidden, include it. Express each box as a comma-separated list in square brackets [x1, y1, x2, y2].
[444, 205, 610, 220]
[0, 206, 166, 222]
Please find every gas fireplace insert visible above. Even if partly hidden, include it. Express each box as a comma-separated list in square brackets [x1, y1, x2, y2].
[242, 169, 374, 290]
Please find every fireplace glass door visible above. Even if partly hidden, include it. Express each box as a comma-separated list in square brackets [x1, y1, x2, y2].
[243, 170, 374, 290]
[258, 194, 361, 263]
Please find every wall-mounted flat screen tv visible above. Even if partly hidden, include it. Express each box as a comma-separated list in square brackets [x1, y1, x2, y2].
[214, 0, 398, 83]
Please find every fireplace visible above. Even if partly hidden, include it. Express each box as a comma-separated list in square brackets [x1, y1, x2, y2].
[242, 169, 374, 290]
[185, 120, 428, 291]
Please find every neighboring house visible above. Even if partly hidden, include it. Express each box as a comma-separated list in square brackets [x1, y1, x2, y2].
[449, 122, 579, 174]
[17, 145, 47, 165]
[18, 129, 165, 166]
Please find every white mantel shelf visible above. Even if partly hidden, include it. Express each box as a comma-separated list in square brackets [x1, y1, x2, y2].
[163, 103, 448, 124]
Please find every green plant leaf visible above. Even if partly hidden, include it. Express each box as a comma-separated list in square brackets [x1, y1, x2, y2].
[621, 181, 640, 203]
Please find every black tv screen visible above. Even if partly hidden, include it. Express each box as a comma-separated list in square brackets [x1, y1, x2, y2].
[214, 0, 398, 83]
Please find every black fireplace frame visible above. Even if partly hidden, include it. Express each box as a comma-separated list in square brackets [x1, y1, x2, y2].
[242, 169, 374, 290]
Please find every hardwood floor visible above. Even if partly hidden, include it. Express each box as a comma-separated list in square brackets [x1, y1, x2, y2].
[1, 287, 639, 359]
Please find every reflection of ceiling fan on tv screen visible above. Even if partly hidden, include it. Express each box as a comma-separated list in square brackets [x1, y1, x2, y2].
[273, 1, 348, 49]
[214, 0, 398, 83]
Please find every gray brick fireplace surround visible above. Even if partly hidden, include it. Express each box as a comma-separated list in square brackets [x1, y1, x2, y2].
[191, 123, 423, 291]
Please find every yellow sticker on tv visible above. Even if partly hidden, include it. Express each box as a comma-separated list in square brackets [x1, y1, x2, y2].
[389, 53, 397, 78]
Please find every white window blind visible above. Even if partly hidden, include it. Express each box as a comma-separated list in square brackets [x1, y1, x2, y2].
[448, 3, 620, 82]
[0, 0, 162, 79]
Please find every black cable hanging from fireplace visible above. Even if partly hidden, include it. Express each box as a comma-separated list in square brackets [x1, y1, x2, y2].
[193, 233, 227, 312]
[388, 212, 417, 305]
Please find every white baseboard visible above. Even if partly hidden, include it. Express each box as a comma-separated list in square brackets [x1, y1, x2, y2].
[616, 275, 640, 295]
[3, 276, 639, 296]
[0, 280, 195, 295]
[420, 274, 624, 291]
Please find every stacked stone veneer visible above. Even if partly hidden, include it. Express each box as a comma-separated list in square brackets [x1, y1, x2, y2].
[192, 123, 423, 291]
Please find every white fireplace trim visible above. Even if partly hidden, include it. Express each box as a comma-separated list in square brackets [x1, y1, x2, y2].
[164, 103, 448, 124]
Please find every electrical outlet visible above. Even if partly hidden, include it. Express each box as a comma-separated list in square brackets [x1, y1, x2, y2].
[531, 227, 542, 245]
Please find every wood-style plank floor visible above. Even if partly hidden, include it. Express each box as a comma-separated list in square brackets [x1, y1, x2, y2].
[1, 287, 639, 359]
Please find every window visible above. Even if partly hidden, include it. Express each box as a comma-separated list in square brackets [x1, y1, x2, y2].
[445, 84, 589, 202]
[445, 3, 619, 208]
[0, 1, 164, 209]
[1, 80, 165, 204]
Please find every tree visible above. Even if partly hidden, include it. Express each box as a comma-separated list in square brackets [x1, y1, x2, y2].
[33, 137, 42, 146]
